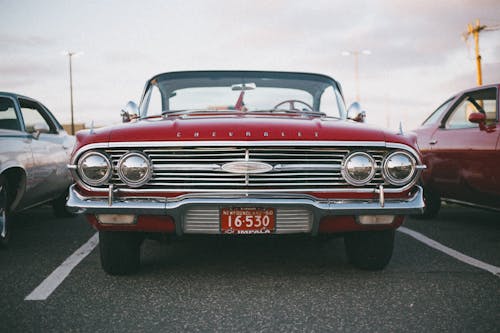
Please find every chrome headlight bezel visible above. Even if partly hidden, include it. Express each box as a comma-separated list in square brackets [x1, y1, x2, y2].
[117, 151, 152, 188]
[382, 151, 416, 186]
[77, 151, 112, 187]
[342, 152, 376, 186]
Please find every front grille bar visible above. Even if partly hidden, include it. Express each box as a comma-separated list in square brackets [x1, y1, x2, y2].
[101, 146, 392, 191]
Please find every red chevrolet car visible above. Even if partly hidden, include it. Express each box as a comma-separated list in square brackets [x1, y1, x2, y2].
[413, 84, 500, 218]
[67, 71, 426, 275]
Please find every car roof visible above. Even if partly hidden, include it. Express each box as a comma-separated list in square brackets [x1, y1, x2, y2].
[143, 70, 343, 102]
[149, 70, 338, 81]
[457, 83, 500, 95]
[0, 91, 38, 101]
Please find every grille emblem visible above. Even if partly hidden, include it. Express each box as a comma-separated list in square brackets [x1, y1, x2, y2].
[221, 161, 273, 174]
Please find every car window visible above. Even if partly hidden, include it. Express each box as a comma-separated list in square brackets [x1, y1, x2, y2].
[168, 87, 314, 111]
[422, 98, 453, 126]
[445, 88, 498, 129]
[0, 97, 21, 131]
[19, 98, 56, 134]
[143, 85, 163, 116]
[319, 86, 343, 117]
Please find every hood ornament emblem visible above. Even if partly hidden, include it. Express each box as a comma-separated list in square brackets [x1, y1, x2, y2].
[222, 161, 273, 174]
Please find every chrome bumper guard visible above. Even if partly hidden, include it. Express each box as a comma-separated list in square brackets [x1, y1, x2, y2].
[67, 184, 424, 223]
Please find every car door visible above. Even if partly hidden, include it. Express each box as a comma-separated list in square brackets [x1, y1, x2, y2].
[0, 96, 35, 210]
[428, 87, 500, 207]
[18, 98, 74, 202]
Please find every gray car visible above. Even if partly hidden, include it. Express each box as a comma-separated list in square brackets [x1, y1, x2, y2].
[0, 92, 75, 247]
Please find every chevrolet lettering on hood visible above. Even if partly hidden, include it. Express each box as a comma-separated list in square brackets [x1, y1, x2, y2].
[66, 70, 426, 275]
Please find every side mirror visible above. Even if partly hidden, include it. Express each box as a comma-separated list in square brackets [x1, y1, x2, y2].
[121, 101, 139, 123]
[32, 122, 50, 139]
[347, 102, 366, 123]
[468, 112, 485, 124]
[468, 112, 487, 131]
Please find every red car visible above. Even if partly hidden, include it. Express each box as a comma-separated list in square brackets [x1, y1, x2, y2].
[67, 71, 426, 274]
[413, 84, 500, 218]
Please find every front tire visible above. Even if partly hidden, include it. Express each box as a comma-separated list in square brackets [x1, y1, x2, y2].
[52, 188, 76, 218]
[0, 176, 11, 248]
[417, 188, 441, 219]
[99, 231, 142, 275]
[344, 230, 395, 270]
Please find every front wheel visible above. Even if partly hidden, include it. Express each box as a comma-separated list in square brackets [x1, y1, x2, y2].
[99, 231, 142, 275]
[415, 188, 441, 219]
[344, 230, 395, 270]
[52, 188, 76, 218]
[422, 188, 441, 219]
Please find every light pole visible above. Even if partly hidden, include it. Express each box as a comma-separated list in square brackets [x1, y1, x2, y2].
[62, 51, 82, 134]
[342, 49, 371, 102]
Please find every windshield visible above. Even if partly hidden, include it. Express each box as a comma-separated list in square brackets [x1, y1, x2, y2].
[140, 71, 346, 118]
[421, 97, 454, 126]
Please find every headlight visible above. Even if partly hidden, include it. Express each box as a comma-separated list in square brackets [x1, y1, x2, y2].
[342, 152, 375, 186]
[117, 152, 152, 187]
[77, 151, 112, 186]
[383, 151, 415, 186]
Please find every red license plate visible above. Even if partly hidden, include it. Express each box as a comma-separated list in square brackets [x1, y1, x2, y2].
[220, 207, 275, 234]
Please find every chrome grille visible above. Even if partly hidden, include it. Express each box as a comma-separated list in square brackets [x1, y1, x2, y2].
[102, 146, 393, 192]
[183, 207, 313, 234]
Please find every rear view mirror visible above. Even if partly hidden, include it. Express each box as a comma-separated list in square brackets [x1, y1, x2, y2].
[231, 83, 256, 91]
[121, 101, 140, 123]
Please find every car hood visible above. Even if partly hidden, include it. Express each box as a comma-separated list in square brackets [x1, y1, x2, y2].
[76, 114, 416, 149]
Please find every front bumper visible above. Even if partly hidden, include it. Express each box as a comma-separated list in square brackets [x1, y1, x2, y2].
[67, 185, 424, 234]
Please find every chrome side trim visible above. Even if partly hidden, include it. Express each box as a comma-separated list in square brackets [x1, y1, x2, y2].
[442, 198, 500, 212]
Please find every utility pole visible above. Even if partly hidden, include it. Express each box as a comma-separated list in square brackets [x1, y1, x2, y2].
[463, 19, 500, 86]
[466, 19, 486, 86]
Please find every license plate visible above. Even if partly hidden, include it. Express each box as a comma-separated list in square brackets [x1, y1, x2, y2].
[220, 207, 275, 234]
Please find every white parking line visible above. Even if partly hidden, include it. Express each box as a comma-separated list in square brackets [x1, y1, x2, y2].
[398, 227, 500, 278]
[23, 226, 499, 301]
[25, 233, 99, 301]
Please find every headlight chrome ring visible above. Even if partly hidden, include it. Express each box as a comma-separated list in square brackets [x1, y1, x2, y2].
[342, 152, 376, 186]
[382, 151, 416, 186]
[117, 151, 152, 188]
[77, 151, 112, 187]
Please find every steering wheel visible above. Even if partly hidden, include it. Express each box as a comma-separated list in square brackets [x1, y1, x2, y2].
[274, 99, 314, 112]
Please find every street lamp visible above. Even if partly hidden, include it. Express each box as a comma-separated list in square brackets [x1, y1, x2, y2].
[342, 49, 371, 102]
[62, 51, 82, 135]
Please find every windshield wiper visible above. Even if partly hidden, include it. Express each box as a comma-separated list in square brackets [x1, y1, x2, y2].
[251, 109, 327, 117]
[141, 108, 329, 119]
[158, 109, 243, 117]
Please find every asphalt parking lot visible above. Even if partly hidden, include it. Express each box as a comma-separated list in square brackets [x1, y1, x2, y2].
[1, 205, 499, 332]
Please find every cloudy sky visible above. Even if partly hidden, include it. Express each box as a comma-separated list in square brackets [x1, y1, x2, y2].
[1, 0, 499, 130]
